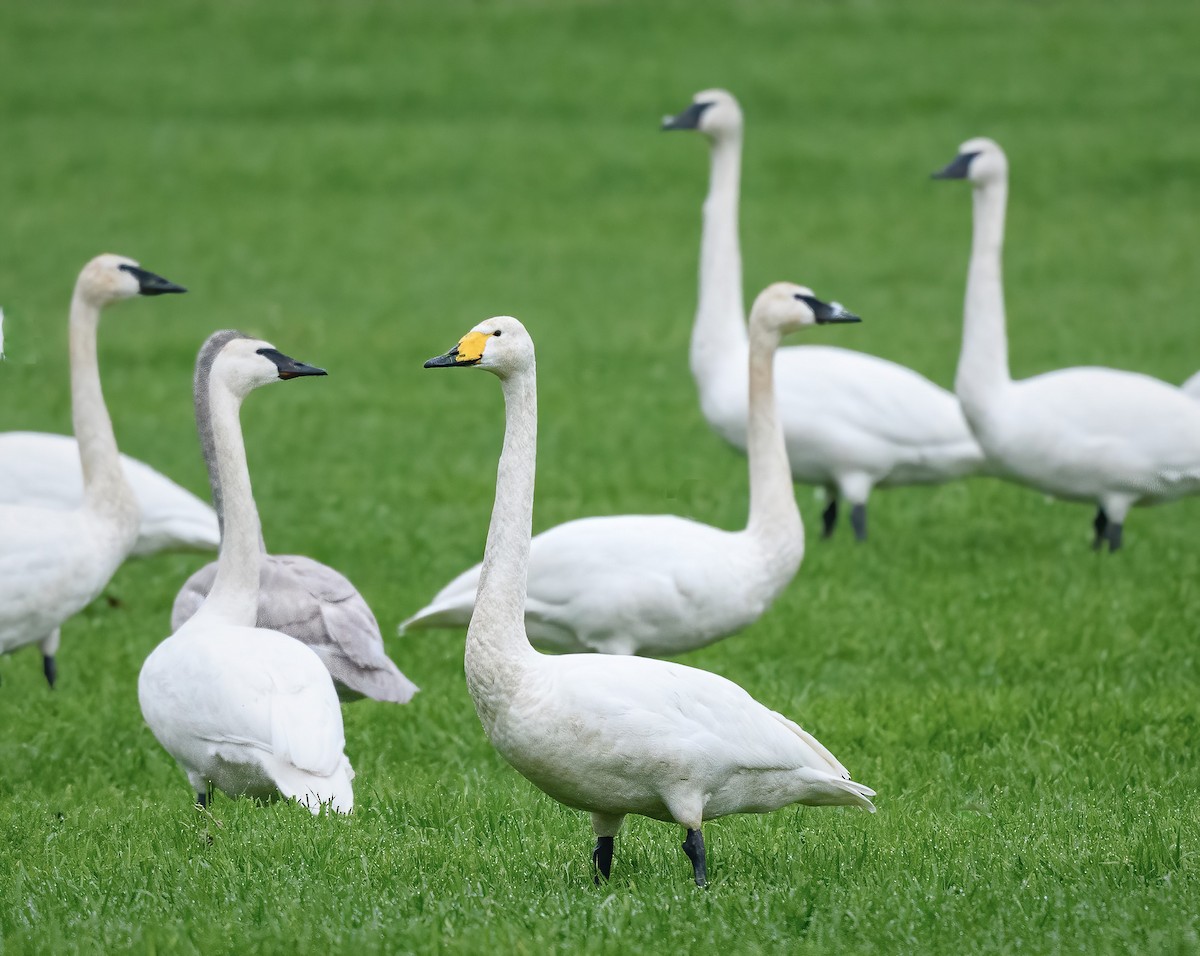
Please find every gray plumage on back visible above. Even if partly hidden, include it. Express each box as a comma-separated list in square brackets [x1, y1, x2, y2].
[174, 330, 418, 705]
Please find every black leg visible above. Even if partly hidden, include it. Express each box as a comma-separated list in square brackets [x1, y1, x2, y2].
[850, 504, 867, 543]
[593, 836, 614, 884]
[682, 828, 707, 887]
[196, 790, 208, 809]
[821, 497, 838, 539]
[42, 655, 57, 689]
[1107, 522, 1123, 552]
[1092, 507, 1108, 551]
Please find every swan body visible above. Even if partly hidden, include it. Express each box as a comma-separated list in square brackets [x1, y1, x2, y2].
[935, 137, 1200, 549]
[663, 89, 985, 539]
[0, 255, 185, 685]
[1182, 371, 1200, 399]
[0, 432, 218, 556]
[422, 313, 874, 886]
[403, 284, 861, 657]
[172, 554, 418, 704]
[139, 332, 353, 812]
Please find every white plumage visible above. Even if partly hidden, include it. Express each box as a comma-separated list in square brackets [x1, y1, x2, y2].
[0, 432, 218, 556]
[402, 284, 860, 656]
[139, 332, 353, 812]
[662, 89, 985, 540]
[935, 137, 1200, 550]
[1182, 371, 1200, 400]
[422, 315, 874, 886]
[0, 254, 186, 686]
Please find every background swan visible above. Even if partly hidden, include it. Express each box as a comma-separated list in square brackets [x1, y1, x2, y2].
[422, 315, 874, 886]
[139, 332, 354, 812]
[402, 284, 860, 655]
[935, 138, 1200, 550]
[170, 331, 417, 704]
[0, 433, 218, 556]
[0, 255, 185, 686]
[663, 89, 985, 541]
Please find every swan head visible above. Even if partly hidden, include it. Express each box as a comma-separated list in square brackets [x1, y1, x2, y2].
[750, 282, 861, 336]
[76, 254, 187, 307]
[200, 331, 327, 399]
[662, 88, 742, 139]
[424, 315, 534, 378]
[932, 137, 1007, 186]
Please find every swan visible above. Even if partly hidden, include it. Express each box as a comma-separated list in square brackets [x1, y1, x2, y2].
[402, 284, 860, 656]
[934, 138, 1200, 550]
[662, 89, 985, 541]
[1182, 371, 1200, 400]
[421, 314, 875, 886]
[0, 434, 219, 556]
[139, 332, 354, 812]
[0, 254, 185, 687]
[169, 330, 417, 704]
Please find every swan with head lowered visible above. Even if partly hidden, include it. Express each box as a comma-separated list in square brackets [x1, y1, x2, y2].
[139, 332, 354, 812]
[421, 314, 875, 887]
[0, 254, 185, 687]
[662, 89, 986, 541]
[402, 283, 859, 655]
[934, 138, 1200, 550]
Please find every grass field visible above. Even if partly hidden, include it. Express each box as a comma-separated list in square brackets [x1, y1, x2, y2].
[2, 0, 1200, 952]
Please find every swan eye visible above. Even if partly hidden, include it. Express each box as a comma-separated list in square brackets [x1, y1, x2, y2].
[493, 330, 502, 337]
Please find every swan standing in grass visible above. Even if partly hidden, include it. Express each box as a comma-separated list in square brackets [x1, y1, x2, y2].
[422, 315, 875, 886]
[0, 255, 185, 687]
[139, 333, 354, 812]
[169, 331, 417, 704]
[402, 284, 860, 655]
[934, 138, 1200, 550]
[0, 433, 218, 556]
[662, 89, 985, 541]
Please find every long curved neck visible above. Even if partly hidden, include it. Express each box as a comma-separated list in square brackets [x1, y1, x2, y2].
[955, 177, 1012, 411]
[465, 368, 540, 726]
[189, 378, 261, 627]
[69, 290, 136, 523]
[692, 132, 749, 391]
[744, 321, 802, 551]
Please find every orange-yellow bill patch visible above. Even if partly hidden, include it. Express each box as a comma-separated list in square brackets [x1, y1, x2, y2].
[455, 330, 489, 364]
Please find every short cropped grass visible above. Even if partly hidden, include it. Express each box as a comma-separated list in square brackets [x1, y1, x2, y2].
[1, 1, 1199, 953]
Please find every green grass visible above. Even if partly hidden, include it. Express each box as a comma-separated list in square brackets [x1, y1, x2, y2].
[2, 0, 1200, 952]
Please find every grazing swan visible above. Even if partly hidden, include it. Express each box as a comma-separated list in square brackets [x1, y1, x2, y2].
[422, 315, 875, 887]
[0, 433, 218, 556]
[662, 89, 985, 540]
[934, 138, 1200, 550]
[1182, 371, 1200, 399]
[139, 333, 354, 812]
[402, 284, 860, 656]
[0, 255, 185, 686]
[170, 331, 417, 704]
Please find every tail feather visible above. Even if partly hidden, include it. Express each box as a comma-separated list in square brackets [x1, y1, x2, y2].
[799, 769, 877, 812]
[398, 598, 473, 634]
[266, 754, 355, 815]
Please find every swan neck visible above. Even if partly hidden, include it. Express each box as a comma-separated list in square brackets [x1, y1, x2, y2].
[693, 133, 749, 390]
[68, 289, 136, 525]
[745, 322, 802, 549]
[465, 367, 539, 722]
[191, 378, 261, 627]
[956, 177, 1012, 409]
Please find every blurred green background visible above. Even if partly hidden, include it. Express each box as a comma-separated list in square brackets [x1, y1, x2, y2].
[1, 1, 1198, 953]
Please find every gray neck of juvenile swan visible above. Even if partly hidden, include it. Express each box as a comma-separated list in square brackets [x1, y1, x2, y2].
[194, 330, 266, 553]
[69, 286, 138, 530]
[744, 316, 803, 554]
[465, 365, 540, 731]
[955, 175, 1012, 417]
[189, 338, 262, 627]
[692, 130, 750, 398]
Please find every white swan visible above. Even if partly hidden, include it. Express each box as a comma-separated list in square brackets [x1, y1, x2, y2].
[402, 284, 860, 656]
[422, 315, 875, 886]
[0, 254, 185, 687]
[662, 89, 985, 540]
[170, 331, 417, 704]
[935, 138, 1200, 550]
[139, 333, 354, 812]
[0, 433, 218, 556]
[1182, 371, 1200, 399]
